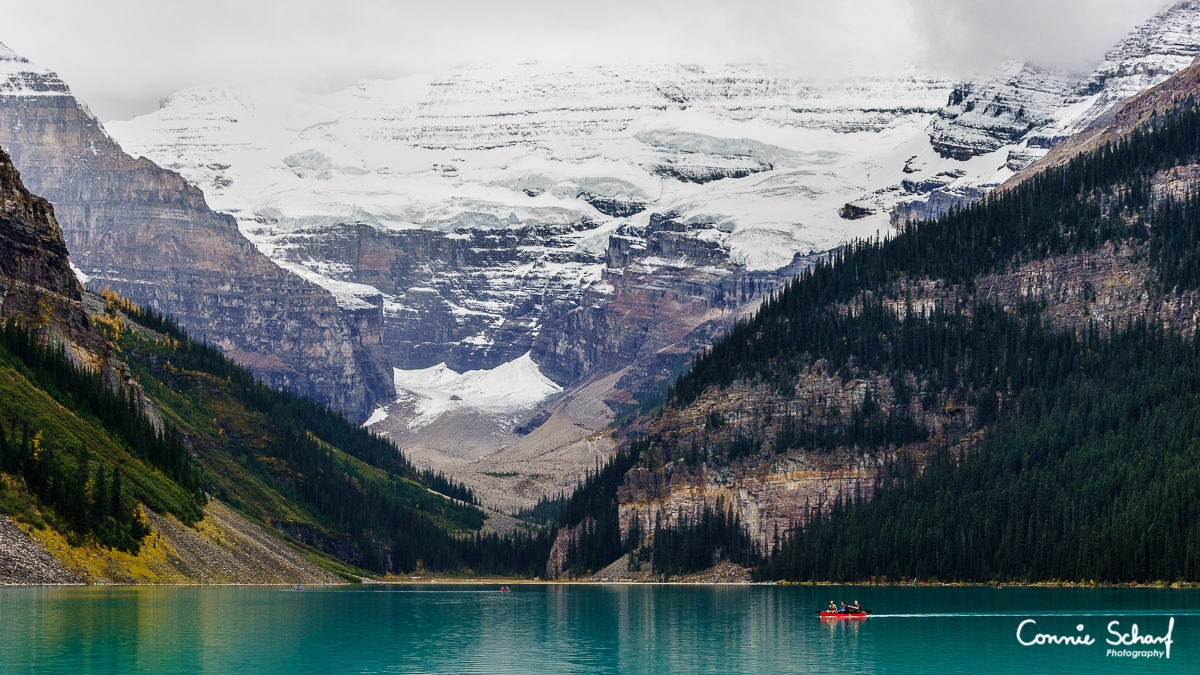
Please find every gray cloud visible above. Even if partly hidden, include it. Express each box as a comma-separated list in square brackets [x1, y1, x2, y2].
[911, 0, 1172, 76]
[0, 0, 1173, 121]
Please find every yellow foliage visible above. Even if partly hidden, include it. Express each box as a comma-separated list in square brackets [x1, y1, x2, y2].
[26, 518, 191, 584]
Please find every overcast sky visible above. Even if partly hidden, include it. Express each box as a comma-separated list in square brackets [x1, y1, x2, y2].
[0, 0, 1174, 121]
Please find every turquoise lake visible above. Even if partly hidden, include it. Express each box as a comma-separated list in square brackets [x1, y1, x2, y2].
[1, 584, 1196, 673]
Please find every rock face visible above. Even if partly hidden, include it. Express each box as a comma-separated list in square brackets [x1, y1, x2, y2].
[930, 63, 1077, 161]
[0, 144, 104, 361]
[536, 222, 822, 390]
[615, 370, 945, 551]
[0, 43, 392, 421]
[0, 147, 76, 299]
[545, 519, 591, 580]
[262, 220, 600, 374]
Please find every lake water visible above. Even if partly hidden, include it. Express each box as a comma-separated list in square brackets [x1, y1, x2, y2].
[0, 584, 1196, 673]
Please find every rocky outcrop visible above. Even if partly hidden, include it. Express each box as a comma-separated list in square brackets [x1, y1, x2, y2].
[891, 184, 990, 226]
[275, 521, 360, 567]
[0, 43, 392, 421]
[615, 368, 947, 551]
[0, 147, 76, 300]
[930, 64, 1076, 161]
[0, 145, 106, 363]
[621, 449, 885, 549]
[545, 518, 592, 579]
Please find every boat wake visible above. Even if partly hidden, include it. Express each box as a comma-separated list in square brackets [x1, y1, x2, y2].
[870, 611, 1200, 618]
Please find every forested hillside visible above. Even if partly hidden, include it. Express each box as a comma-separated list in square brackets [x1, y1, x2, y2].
[1, 294, 557, 578]
[567, 94, 1200, 583]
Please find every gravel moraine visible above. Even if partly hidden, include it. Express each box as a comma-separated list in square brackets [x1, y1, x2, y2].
[0, 516, 81, 585]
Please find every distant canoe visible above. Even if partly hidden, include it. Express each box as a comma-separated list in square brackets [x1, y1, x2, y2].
[818, 610, 869, 619]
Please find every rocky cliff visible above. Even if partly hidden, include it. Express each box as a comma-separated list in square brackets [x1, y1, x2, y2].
[0, 43, 392, 421]
[0, 143, 102, 360]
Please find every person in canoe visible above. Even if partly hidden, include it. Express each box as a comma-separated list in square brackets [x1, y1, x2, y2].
[840, 602, 849, 614]
[852, 601, 861, 611]
[828, 601, 837, 612]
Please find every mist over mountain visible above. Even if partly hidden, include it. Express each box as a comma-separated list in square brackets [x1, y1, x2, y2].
[0, 0, 1171, 121]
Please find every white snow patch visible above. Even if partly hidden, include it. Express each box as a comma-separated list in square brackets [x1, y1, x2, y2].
[69, 262, 91, 285]
[362, 406, 389, 427]
[392, 352, 561, 429]
[271, 260, 382, 311]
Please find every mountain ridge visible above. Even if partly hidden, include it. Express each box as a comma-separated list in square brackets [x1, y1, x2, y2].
[0, 42, 394, 422]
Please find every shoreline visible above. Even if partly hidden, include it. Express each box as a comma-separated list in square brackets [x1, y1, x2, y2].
[4, 579, 1199, 589]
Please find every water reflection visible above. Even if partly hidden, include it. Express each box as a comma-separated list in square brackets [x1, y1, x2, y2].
[0, 585, 1197, 674]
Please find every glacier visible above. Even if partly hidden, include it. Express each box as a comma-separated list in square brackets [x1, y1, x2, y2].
[389, 352, 563, 430]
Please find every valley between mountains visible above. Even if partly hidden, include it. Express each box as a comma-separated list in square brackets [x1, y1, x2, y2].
[3, 2, 1200, 584]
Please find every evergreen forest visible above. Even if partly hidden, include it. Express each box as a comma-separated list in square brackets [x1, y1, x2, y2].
[658, 101, 1200, 583]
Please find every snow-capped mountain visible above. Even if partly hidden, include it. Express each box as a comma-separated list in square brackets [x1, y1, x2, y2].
[101, 1, 1200, 453]
[108, 65, 952, 272]
[903, 0, 1200, 221]
[106, 66, 957, 394]
[0, 42, 396, 421]
[0, 41, 69, 96]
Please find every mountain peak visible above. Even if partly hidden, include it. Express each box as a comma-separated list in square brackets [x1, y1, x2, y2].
[0, 41, 70, 96]
[0, 41, 26, 63]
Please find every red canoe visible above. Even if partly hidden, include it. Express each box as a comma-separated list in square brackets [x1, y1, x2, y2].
[818, 610, 870, 619]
